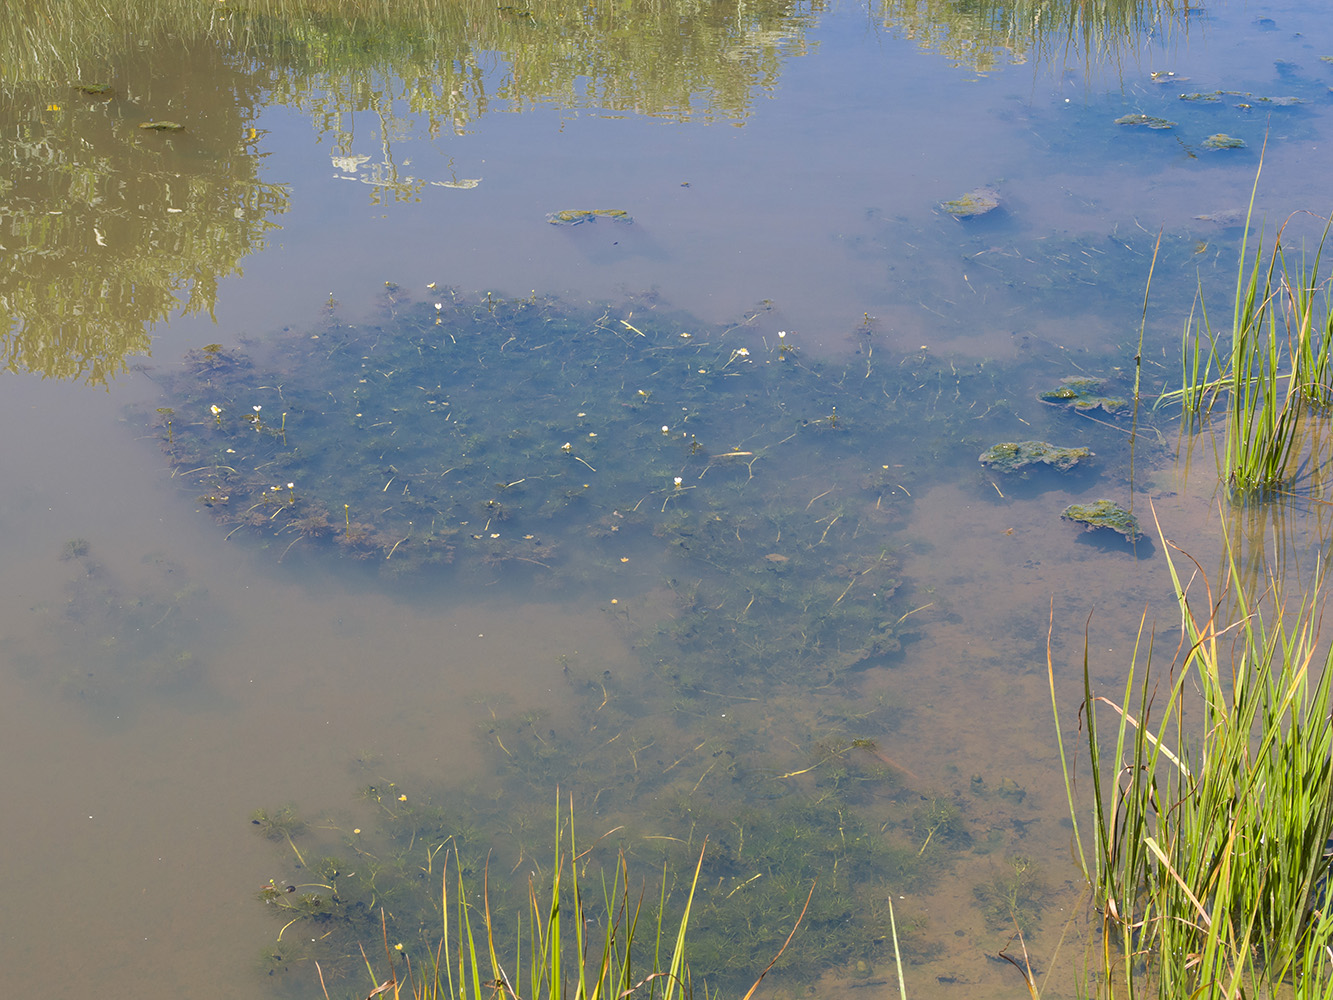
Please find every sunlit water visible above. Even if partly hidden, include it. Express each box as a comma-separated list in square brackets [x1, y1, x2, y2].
[3, 1, 1333, 997]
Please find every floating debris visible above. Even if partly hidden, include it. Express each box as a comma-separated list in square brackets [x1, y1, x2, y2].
[1149, 70, 1188, 84]
[1202, 133, 1247, 150]
[1115, 113, 1176, 129]
[979, 440, 1092, 473]
[1062, 499, 1141, 541]
[1038, 376, 1127, 414]
[138, 121, 185, 131]
[546, 208, 632, 225]
[939, 186, 1000, 219]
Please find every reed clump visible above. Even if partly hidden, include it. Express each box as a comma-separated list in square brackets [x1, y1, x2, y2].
[307, 801, 818, 1000]
[1162, 158, 1333, 497]
[1050, 517, 1333, 997]
[317, 806, 710, 1000]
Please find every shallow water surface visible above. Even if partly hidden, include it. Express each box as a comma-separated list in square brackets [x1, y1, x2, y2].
[3, 1, 1333, 996]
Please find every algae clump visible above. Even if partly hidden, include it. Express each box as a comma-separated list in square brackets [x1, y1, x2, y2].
[979, 440, 1091, 473]
[1115, 113, 1176, 129]
[1202, 133, 1246, 150]
[939, 186, 999, 219]
[1061, 499, 1141, 540]
[1039, 376, 1127, 413]
[547, 209, 632, 225]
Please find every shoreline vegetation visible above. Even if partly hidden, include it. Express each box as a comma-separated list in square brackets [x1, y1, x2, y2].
[1052, 512, 1333, 997]
[1160, 156, 1333, 499]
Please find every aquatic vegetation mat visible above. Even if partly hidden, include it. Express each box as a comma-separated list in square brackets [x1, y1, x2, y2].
[1114, 113, 1175, 129]
[248, 683, 980, 992]
[1061, 499, 1141, 540]
[1201, 133, 1246, 150]
[153, 288, 1135, 988]
[546, 208, 632, 225]
[979, 440, 1092, 473]
[939, 186, 1000, 218]
[7, 540, 215, 718]
[1039, 376, 1128, 414]
[152, 288, 1022, 691]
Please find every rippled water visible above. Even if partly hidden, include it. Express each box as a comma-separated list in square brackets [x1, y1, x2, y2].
[3, 1, 1333, 997]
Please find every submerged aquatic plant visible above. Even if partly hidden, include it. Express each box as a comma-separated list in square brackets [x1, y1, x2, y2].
[152, 289, 1020, 690]
[1051, 514, 1333, 998]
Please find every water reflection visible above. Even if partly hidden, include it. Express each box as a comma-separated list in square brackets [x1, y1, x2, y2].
[878, 0, 1186, 73]
[258, 0, 822, 127]
[0, 41, 288, 384]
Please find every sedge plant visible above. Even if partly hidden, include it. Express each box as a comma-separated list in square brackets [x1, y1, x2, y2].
[320, 799, 816, 1000]
[1161, 150, 1333, 497]
[330, 806, 707, 1000]
[1050, 512, 1333, 998]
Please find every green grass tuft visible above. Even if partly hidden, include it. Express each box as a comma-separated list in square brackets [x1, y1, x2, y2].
[1051, 509, 1333, 997]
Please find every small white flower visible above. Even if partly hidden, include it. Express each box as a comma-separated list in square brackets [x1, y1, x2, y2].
[680, 332, 692, 339]
[577, 412, 587, 417]
[588, 432, 597, 438]
[673, 477, 683, 487]
[661, 425, 670, 434]
[287, 482, 295, 489]
[561, 442, 573, 453]
[210, 404, 221, 415]
[778, 331, 787, 339]
[253, 405, 262, 412]
[736, 348, 750, 357]
[435, 302, 443, 311]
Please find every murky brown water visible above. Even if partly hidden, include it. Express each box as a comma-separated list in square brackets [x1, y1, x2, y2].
[4, 1, 1333, 997]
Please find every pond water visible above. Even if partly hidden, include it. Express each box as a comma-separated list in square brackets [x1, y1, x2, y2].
[4, 1, 1333, 997]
